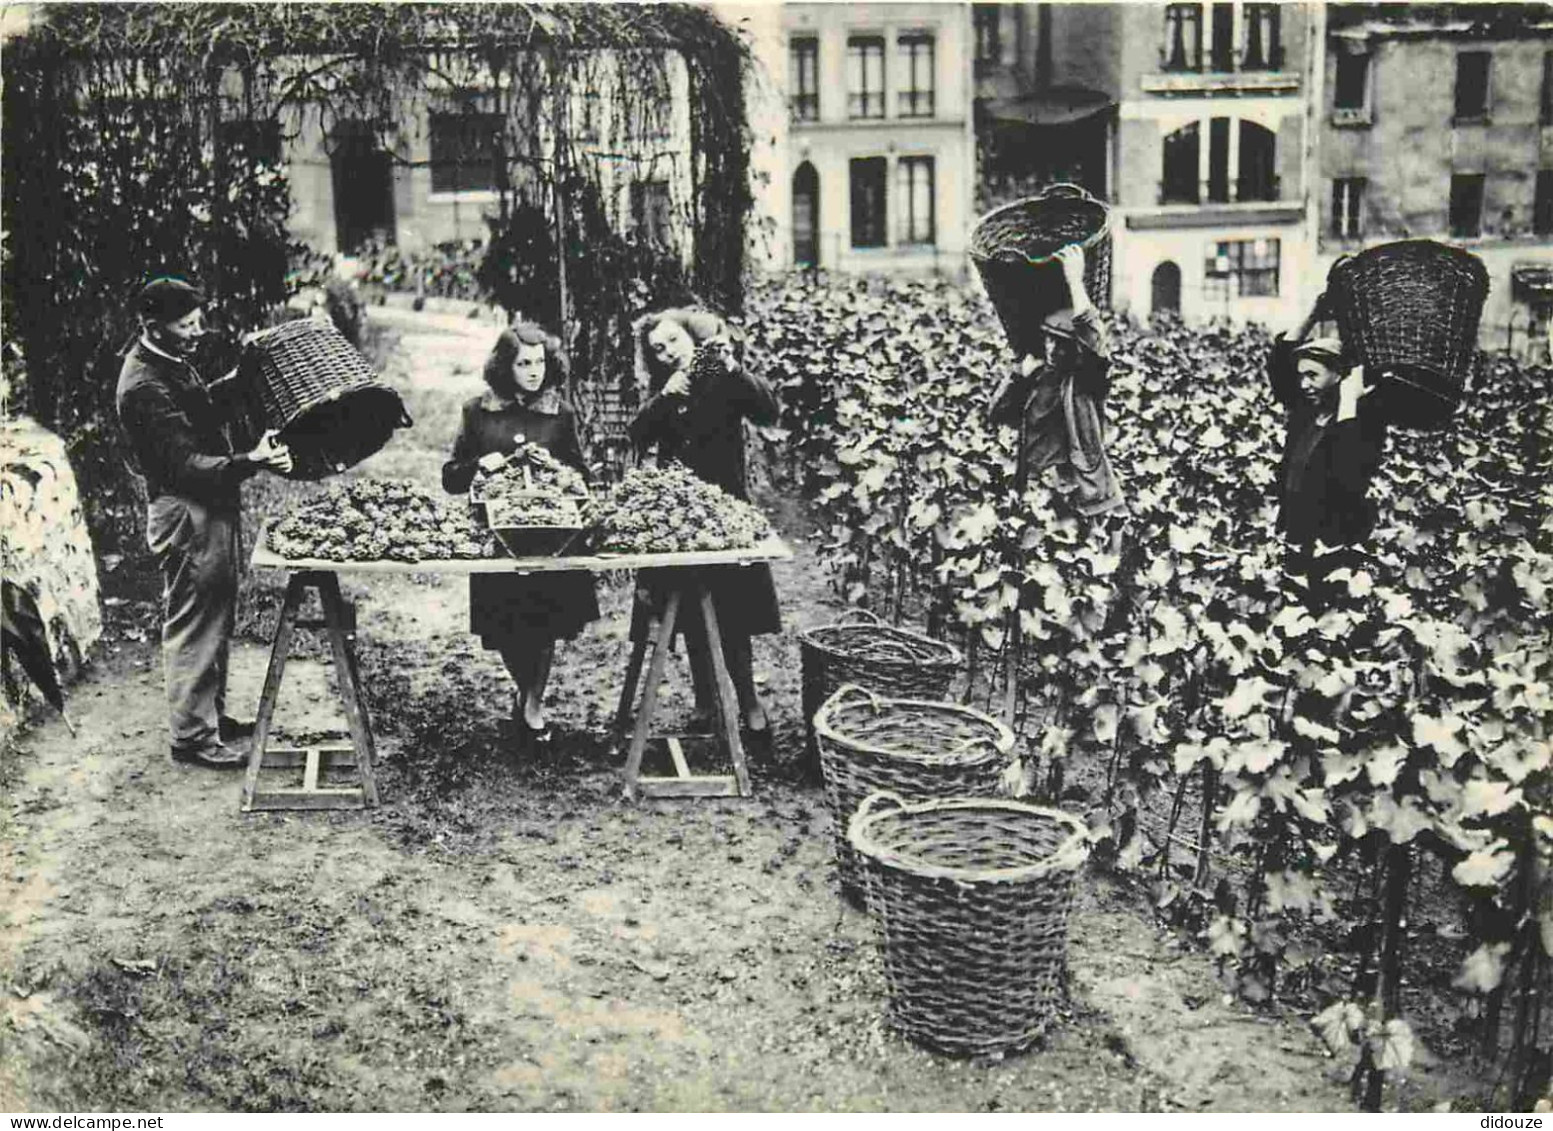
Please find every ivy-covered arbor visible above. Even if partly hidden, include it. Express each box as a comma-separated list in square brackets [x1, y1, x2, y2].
[2, 3, 753, 553]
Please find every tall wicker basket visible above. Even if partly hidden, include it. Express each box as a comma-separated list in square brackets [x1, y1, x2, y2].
[970, 183, 1111, 357]
[242, 318, 412, 480]
[1325, 239, 1490, 431]
[814, 685, 1013, 904]
[799, 610, 962, 780]
[849, 791, 1089, 1058]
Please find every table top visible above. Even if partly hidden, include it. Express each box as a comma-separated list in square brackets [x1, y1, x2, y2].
[250, 534, 794, 575]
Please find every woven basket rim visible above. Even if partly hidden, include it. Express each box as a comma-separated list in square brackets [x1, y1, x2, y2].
[848, 793, 1090, 884]
[813, 686, 1013, 763]
[798, 620, 963, 667]
[969, 188, 1111, 266]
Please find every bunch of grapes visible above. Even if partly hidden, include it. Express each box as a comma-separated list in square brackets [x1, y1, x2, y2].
[473, 440, 588, 502]
[485, 492, 583, 528]
[268, 479, 499, 562]
[580, 464, 772, 555]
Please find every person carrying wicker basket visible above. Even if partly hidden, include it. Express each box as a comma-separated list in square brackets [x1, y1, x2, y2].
[442, 322, 600, 747]
[628, 307, 782, 736]
[987, 245, 1125, 519]
[116, 277, 295, 769]
[1266, 291, 1388, 599]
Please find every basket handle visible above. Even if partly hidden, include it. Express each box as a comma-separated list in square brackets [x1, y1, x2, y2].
[834, 608, 884, 627]
[853, 790, 908, 826]
[830, 682, 884, 711]
[1038, 182, 1096, 203]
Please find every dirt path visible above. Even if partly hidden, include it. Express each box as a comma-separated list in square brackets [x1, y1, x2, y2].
[1, 307, 1356, 1113]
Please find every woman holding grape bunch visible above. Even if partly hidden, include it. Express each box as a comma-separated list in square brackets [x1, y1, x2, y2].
[443, 321, 599, 746]
[629, 307, 783, 735]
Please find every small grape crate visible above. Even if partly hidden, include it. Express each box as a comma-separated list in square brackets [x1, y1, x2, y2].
[484, 491, 586, 557]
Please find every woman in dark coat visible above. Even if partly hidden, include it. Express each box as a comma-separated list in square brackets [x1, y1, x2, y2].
[443, 321, 600, 740]
[628, 307, 781, 733]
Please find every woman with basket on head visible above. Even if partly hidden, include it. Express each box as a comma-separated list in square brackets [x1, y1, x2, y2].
[442, 322, 600, 745]
[1266, 288, 1388, 602]
[628, 307, 782, 736]
[986, 245, 1126, 521]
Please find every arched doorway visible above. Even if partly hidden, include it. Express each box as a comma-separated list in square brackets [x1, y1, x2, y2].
[792, 162, 819, 268]
[1151, 261, 1181, 316]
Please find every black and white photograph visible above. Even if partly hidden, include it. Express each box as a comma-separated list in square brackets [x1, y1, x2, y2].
[2, 0, 1551, 1116]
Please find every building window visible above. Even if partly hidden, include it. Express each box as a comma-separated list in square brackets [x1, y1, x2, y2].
[1542, 51, 1552, 124]
[1333, 51, 1370, 116]
[1535, 170, 1552, 236]
[429, 111, 503, 194]
[898, 34, 935, 118]
[1163, 4, 1203, 72]
[1237, 121, 1278, 201]
[1204, 238, 1280, 300]
[1454, 51, 1492, 122]
[848, 36, 886, 119]
[896, 156, 935, 245]
[1207, 117, 1231, 203]
[1209, 3, 1234, 72]
[974, 5, 1002, 65]
[1450, 173, 1486, 238]
[849, 156, 887, 247]
[218, 118, 282, 167]
[1161, 122, 1201, 204]
[790, 37, 819, 122]
[1332, 177, 1366, 239]
[630, 180, 673, 247]
[1242, 3, 1282, 71]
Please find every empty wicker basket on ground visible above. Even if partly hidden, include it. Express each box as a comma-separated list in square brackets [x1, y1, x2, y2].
[970, 182, 1112, 358]
[814, 684, 1013, 903]
[1325, 239, 1490, 432]
[242, 317, 412, 479]
[849, 790, 1089, 1058]
[799, 610, 962, 779]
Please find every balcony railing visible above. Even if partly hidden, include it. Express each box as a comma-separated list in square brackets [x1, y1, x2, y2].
[1158, 176, 1281, 206]
[790, 94, 819, 123]
[1158, 43, 1285, 74]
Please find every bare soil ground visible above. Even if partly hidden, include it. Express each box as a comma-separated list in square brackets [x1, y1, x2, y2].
[1, 307, 1368, 1113]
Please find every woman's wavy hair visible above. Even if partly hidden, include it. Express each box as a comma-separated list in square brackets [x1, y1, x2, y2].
[633, 307, 742, 394]
[483, 320, 569, 400]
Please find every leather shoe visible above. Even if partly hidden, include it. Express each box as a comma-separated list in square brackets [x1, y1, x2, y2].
[219, 715, 256, 741]
[172, 743, 246, 769]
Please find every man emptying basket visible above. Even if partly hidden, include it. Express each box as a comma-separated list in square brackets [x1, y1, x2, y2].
[1266, 289, 1389, 601]
[986, 245, 1126, 519]
[116, 276, 294, 768]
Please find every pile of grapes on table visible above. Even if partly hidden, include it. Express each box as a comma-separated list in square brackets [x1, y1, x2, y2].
[265, 463, 773, 564]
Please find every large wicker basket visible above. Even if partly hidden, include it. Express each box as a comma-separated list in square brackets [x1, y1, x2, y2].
[849, 791, 1089, 1057]
[970, 183, 1112, 357]
[814, 685, 1013, 903]
[800, 610, 962, 780]
[242, 318, 412, 480]
[1325, 240, 1490, 431]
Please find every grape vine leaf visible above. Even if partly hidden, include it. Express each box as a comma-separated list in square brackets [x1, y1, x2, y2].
[1451, 847, 1513, 888]
[1372, 1018, 1416, 1072]
[1312, 1000, 1364, 1055]
[1411, 714, 1469, 767]
[1453, 942, 1511, 994]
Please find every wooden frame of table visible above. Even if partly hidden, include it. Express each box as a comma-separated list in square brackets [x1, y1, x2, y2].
[246, 535, 792, 809]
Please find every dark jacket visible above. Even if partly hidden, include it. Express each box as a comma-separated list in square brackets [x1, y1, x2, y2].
[987, 308, 1124, 516]
[442, 389, 588, 495]
[628, 347, 780, 501]
[116, 339, 255, 508]
[1267, 334, 1388, 548]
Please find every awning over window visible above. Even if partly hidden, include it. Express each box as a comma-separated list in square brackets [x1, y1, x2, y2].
[982, 86, 1114, 128]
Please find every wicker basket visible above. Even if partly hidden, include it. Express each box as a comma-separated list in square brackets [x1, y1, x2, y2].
[1325, 240, 1490, 432]
[970, 183, 1112, 357]
[849, 791, 1089, 1057]
[814, 685, 1013, 903]
[799, 610, 962, 779]
[242, 318, 412, 480]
